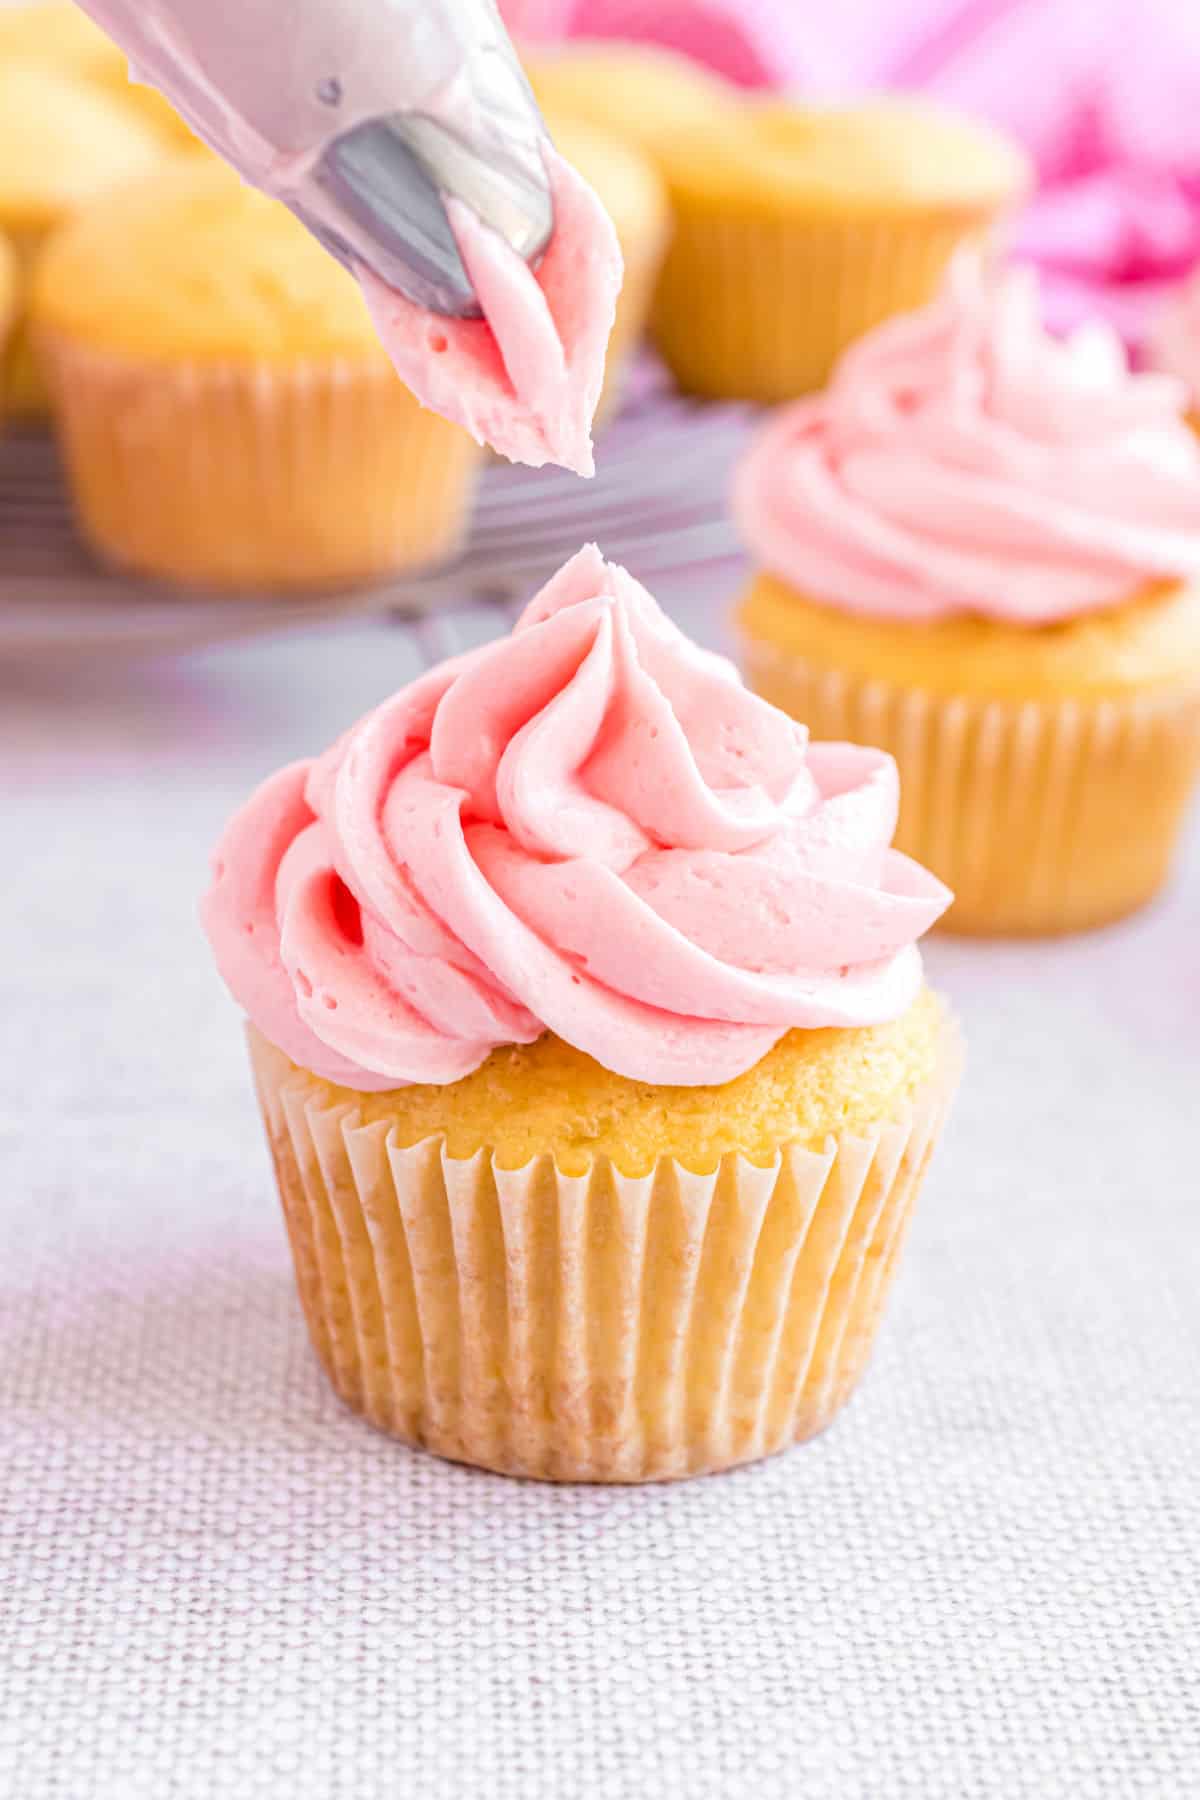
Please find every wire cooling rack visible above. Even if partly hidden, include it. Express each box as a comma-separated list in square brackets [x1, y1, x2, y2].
[0, 366, 753, 660]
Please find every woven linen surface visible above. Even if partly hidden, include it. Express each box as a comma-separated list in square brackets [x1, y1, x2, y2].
[3, 595, 1199, 1800]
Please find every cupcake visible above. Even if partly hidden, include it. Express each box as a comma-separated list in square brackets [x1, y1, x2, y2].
[649, 97, 1030, 402]
[542, 114, 669, 422]
[0, 3, 193, 145]
[31, 158, 481, 593]
[735, 261, 1200, 936]
[201, 545, 959, 1483]
[0, 61, 168, 416]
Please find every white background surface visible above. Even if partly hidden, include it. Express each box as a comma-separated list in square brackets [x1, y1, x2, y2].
[3, 580, 1199, 1799]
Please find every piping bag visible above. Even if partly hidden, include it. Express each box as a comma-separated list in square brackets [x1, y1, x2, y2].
[72, 0, 621, 472]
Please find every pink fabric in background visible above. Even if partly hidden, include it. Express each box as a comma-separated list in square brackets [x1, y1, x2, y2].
[501, 0, 1200, 347]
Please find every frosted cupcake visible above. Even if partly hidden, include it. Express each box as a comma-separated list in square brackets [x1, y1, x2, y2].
[202, 546, 958, 1482]
[31, 158, 483, 592]
[650, 97, 1030, 402]
[0, 61, 167, 415]
[736, 261, 1200, 935]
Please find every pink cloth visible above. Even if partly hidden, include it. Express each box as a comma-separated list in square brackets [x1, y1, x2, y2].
[896, 1, 1200, 345]
[512, 0, 1200, 347]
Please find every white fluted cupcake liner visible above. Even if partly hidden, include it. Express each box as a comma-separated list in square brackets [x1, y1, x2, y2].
[248, 1017, 962, 1483]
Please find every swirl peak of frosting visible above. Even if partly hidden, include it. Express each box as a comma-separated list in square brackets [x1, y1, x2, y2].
[202, 548, 949, 1090]
[735, 259, 1200, 626]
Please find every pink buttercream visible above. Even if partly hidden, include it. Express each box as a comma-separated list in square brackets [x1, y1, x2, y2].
[361, 147, 621, 478]
[735, 261, 1200, 627]
[202, 547, 949, 1090]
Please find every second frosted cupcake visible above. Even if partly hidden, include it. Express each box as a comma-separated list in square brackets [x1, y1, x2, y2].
[32, 158, 480, 592]
[736, 261, 1200, 934]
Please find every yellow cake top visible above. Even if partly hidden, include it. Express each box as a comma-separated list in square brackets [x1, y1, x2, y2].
[545, 113, 670, 249]
[527, 42, 742, 162]
[740, 572, 1200, 701]
[0, 2, 193, 145]
[31, 155, 394, 366]
[656, 97, 1031, 217]
[0, 61, 170, 234]
[302, 988, 945, 1178]
[0, 2, 125, 84]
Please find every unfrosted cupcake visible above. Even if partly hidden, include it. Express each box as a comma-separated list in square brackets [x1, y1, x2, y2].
[202, 545, 959, 1482]
[735, 261, 1200, 935]
[543, 113, 669, 421]
[650, 97, 1030, 402]
[0, 60, 168, 415]
[31, 158, 482, 592]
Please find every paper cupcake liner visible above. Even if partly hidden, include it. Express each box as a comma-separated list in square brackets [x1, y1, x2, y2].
[650, 205, 1002, 402]
[36, 332, 480, 592]
[247, 1016, 961, 1483]
[1, 229, 50, 418]
[742, 635, 1200, 935]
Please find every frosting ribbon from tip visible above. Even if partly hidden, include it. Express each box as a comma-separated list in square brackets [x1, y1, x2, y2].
[359, 146, 622, 477]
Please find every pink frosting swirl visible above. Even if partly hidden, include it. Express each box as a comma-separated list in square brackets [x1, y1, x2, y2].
[202, 549, 948, 1089]
[735, 261, 1200, 626]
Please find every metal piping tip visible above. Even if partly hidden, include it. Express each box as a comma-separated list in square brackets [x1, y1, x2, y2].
[296, 50, 554, 317]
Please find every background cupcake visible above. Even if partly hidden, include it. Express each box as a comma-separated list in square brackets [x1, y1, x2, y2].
[31, 157, 481, 593]
[525, 40, 742, 164]
[735, 260, 1200, 935]
[202, 545, 957, 1483]
[0, 60, 168, 416]
[650, 97, 1030, 402]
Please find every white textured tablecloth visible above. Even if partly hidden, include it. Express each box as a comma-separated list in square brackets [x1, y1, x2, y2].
[4, 587, 1199, 1800]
